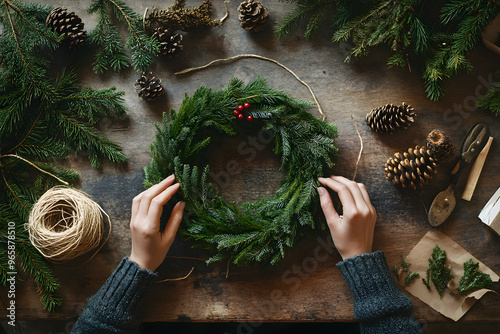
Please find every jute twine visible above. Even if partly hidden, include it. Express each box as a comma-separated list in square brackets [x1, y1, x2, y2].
[27, 187, 111, 262]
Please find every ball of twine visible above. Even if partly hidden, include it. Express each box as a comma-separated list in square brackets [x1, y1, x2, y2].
[27, 187, 110, 262]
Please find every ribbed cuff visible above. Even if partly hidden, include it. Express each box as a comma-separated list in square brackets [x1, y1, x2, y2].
[84, 257, 157, 329]
[99, 257, 157, 312]
[337, 251, 413, 322]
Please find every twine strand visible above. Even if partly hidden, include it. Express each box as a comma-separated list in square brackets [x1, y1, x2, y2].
[175, 54, 326, 121]
[0, 154, 69, 186]
[27, 187, 110, 262]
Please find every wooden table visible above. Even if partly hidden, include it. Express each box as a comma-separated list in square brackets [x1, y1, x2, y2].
[4, 0, 500, 323]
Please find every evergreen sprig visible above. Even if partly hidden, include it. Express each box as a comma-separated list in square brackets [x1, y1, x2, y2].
[393, 256, 420, 285]
[277, 0, 500, 104]
[0, 0, 128, 311]
[425, 244, 452, 296]
[88, 0, 159, 74]
[145, 78, 338, 266]
[458, 258, 493, 294]
[477, 71, 500, 116]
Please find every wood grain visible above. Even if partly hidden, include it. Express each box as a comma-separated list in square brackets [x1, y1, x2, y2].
[2, 0, 500, 323]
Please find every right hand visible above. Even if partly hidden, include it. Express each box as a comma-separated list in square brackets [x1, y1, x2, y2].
[317, 175, 377, 260]
[129, 175, 185, 271]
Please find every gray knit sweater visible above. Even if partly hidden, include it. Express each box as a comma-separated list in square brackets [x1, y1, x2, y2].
[72, 251, 421, 333]
[71, 258, 157, 333]
[337, 250, 422, 333]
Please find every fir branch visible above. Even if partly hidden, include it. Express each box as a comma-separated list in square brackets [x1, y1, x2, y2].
[88, 0, 159, 73]
[477, 71, 500, 116]
[276, 0, 335, 40]
[1, 2, 129, 311]
[277, 0, 500, 105]
[17, 240, 61, 312]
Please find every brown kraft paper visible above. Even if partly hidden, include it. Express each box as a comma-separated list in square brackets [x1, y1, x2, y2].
[403, 230, 499, 321]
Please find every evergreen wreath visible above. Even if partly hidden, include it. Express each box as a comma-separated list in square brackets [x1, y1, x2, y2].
[144, 78, 338, 266]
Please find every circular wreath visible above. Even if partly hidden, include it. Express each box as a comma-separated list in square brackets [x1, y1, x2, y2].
[144, 78, 338, 266]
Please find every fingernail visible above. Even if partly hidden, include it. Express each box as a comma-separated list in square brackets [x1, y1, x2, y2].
[166, 174, 175, 181]
[179, 201, 186, 209]
[317, 187, 325, 195]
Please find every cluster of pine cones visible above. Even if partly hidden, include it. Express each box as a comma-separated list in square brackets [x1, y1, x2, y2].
[366, 103, 456, 189]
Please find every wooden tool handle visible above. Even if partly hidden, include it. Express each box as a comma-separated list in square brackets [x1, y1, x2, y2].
[462, 136, 494, 201]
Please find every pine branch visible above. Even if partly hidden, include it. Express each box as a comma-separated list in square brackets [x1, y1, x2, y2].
[276, 0, 335, 40]
[1, 2, 129, 311]
[476, 71, 500, 116]
[88, 0, 159, 73]
[277, 0, 500, 104]
[17, 239, 61, 312]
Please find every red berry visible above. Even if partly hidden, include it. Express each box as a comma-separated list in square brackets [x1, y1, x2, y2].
[233, 110, 239, 115]
[244, 103, 250, 108]
[247, 115, 253, 121]
[238, 113, 244, 120]
[238, 105, 244, 111]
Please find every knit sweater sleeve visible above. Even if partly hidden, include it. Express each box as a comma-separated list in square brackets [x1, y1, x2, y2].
[71, 257, 157, 334]
[336, 250, 422, 334]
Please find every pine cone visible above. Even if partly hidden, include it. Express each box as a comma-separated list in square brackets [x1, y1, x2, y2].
[153, 28, 183, 56]
[135, 72, 164, 101]
[46, 7, 86, 50]
[238, 0, 269, 32]
[366, 102, 416, 133]
[385, 145, 437, 189]
[426, 129, 455, 163]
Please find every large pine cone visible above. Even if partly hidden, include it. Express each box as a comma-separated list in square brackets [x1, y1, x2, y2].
[238, 0, 269, 32]
[385, 145, 437, 189]
[135, 72, 164, 102]
[426, 129, 455, 163]
[153, 28, 183, 56]
[46, 7, 86, 50]
[366, 102, 416, 133]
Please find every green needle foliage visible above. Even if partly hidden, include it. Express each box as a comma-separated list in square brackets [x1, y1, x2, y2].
[277, 0, 500, 104]
[88, 0, 159, 74]
[425, 245, 452, 296]
[458, 258, 493, 294]
[477, 71, 500, 116]
[145, 78, 338, 266]
[393, 256, 420, 285]
[0, 0, 127, 311]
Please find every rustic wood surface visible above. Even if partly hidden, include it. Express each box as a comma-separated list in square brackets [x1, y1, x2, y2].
[2, 0, 500, 323]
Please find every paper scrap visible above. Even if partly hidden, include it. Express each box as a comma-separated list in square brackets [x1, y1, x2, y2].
[404, 230, 499, 321]
[479, 187, 500, 235]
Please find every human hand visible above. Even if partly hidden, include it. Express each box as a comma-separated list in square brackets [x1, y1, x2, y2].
[129, 175, 185, 271]
[317, 175, 376, 260]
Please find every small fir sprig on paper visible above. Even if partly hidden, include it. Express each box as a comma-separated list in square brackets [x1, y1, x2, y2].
[422, 245, 452, 296]
[393, 256, 420, 286]
[458, 259, 493, 294]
